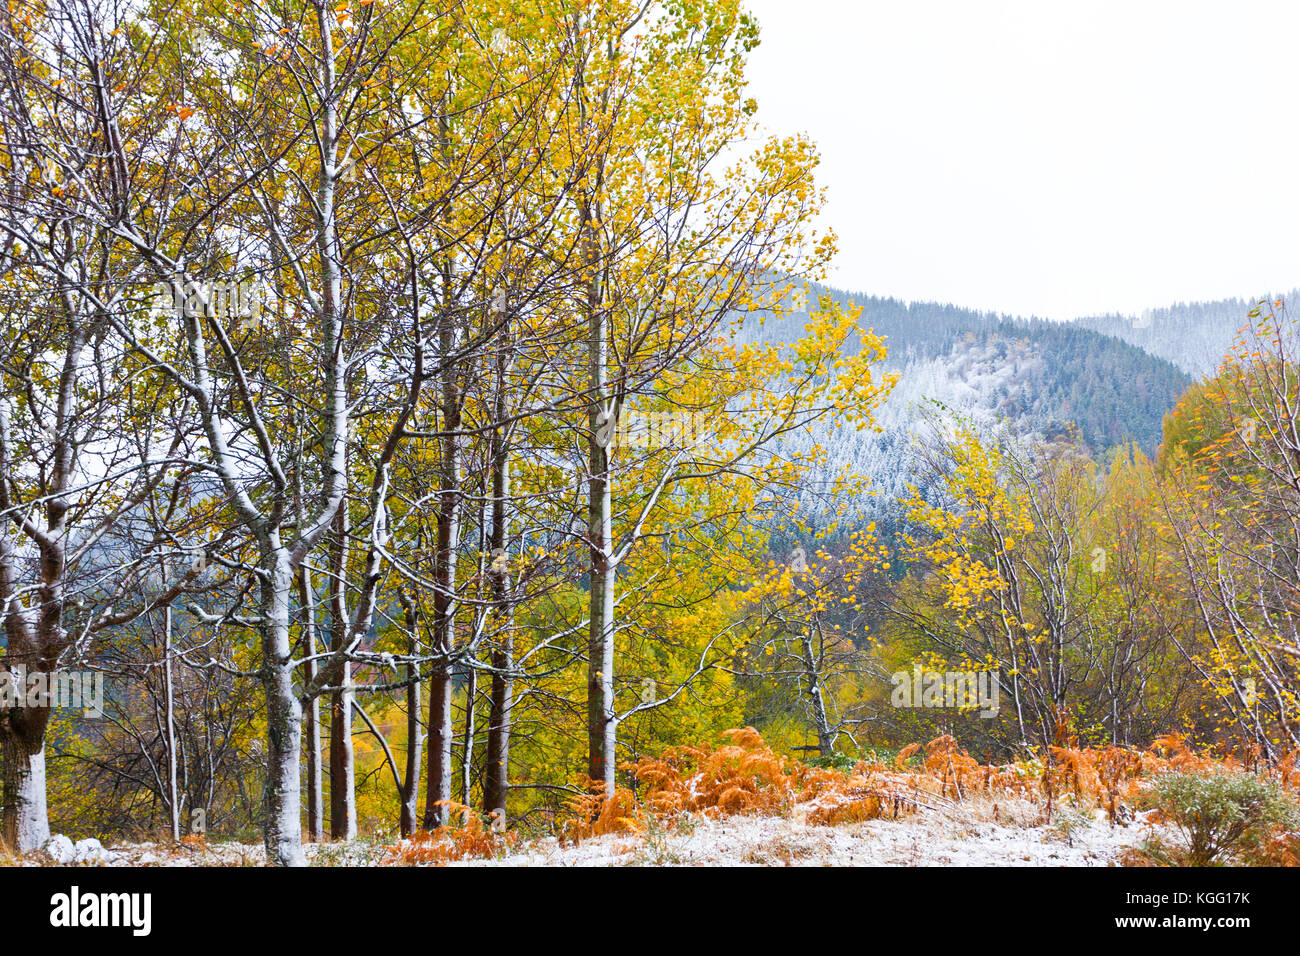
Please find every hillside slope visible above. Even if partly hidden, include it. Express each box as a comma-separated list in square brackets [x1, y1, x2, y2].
[1075, 290, 1300, 377]
[743, 284, 1194, 519]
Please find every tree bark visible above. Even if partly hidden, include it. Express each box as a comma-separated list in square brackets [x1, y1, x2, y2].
[483, 449, 513, 822]
[458, 667, 476, 805]
[423, 257, 462, 829]
[0, 703, 50, 853]
[582, 187, 618, 795]
[425, 663, 453, 827]
[262, 550, 306, 867]
[800, 625, 834, 757]
[399, 591, 422, 837]
[163, 602, 180, 841]
[298, 565, 324, 842]
[327, 507, 356, 841]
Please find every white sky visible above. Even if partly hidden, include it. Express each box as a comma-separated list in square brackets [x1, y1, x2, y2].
[743, 0, 1300, 320]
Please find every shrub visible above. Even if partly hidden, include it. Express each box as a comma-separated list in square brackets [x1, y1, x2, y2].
[1048, 798, 1094, 846]
[806, 752, 856, 772]
[381, 802, 514, 865]
[1145, 769, 1300, 865]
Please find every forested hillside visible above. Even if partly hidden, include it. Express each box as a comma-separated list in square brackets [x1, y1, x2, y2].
[744, 283, 1193, 522]
[1076, 290, 1300, 376]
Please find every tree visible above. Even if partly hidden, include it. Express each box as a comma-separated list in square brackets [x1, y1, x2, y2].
[0, 3, 204, 845]
[1158, 305, 1300, 758]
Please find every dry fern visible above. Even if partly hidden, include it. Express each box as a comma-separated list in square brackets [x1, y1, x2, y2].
[552, 729, 1300, 854]
[562, 781, 642, 843]
[381, 802, 514, 865]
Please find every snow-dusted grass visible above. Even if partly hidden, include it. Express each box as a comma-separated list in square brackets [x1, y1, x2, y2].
[15, 799, 1166, 867]
[449, 799, 1160, 867]
[15, 837, 392, 867]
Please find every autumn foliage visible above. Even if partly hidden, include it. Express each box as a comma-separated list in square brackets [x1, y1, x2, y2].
[382, 803, 515, 866]
[575, 727, 1300, 852]
[376, 727, 1300, 864]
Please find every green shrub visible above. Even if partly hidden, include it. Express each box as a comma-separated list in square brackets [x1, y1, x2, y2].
[1049, 798, 1094, 847]
[806, 752, 856, 772]
[1145, 769, 1300, 866]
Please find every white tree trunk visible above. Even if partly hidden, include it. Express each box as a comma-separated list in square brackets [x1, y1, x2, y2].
[163, 604, 180, 841]
[0, 732, 49, 853]
[261, 550, 306, 866]
[799, 628, 834, 756]
[299, 566, 324, 842]
[585, 223, 618, 795]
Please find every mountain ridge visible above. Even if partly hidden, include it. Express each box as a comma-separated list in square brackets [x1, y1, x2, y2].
[742, 281, 1269, 523]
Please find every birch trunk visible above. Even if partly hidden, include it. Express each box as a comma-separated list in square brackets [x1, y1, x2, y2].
[423, 262, 461, 829]
[261, 549, 306, 867]
[586, 539, 617, 794]
[483, 449, 513, 822]
[298, 566, 324, 842]
[0, 709, 49, 852]
[584, 200, 617, 795]
[163, 602, 180, 841]
[425, 665, 453, 826]
[458, 667, 476, 805]
[0, 327, 80, 852]
[799, 628, 834, 757]
[327, 507, 356, 840]
[400, 592, 422, 837]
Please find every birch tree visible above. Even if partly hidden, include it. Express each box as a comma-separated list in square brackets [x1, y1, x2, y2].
[0, 1, 203, 847]
[0, 0, 485, 863]
[554, 0, 859, 792]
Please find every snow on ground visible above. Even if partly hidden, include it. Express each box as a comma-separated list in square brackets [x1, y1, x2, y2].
[20, 804, 1166, 866]
[452, 807, 1156, 867]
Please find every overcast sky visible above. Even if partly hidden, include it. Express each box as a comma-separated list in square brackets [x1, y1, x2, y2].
[742, 0, 1300, 320]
